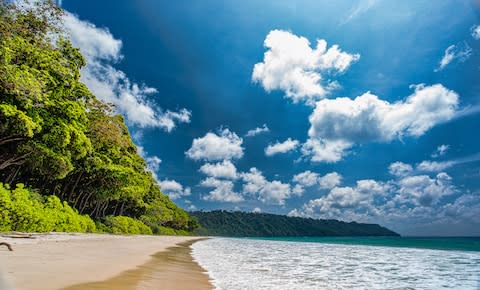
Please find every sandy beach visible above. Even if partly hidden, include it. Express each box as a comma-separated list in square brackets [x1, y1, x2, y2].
[0, 233, 212, 290]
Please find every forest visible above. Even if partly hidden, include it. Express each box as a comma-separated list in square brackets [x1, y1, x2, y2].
[0, 1, 198, 234]
[191, 211, 399, 237]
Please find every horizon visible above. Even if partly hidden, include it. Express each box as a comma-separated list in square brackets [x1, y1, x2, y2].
[60, 0, 480, 236]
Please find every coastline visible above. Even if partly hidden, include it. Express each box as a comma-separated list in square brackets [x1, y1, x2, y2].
[0, 233, 212, 290]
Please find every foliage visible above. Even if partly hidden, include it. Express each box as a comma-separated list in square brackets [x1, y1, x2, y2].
[102, 215, 153, 235]
[0, 1, 198, 234]
[0, 183, 96, 232]
[191, 211, 400, 237]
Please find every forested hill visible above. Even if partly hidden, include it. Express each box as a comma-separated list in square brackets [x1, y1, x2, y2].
[0, 1, 197, 235]
[191, 211, 399, 237]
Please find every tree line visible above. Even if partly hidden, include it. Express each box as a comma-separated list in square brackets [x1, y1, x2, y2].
[191, 210, 399, 237]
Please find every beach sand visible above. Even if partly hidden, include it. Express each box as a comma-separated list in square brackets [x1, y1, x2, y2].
[0, 233, 212, 290]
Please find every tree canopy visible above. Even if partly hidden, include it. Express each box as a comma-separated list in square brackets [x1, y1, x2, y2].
[0, 0, 197, 234]
[192, 210, 399, 237]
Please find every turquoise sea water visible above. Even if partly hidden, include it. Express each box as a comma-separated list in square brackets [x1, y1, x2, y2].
[252, 236, 480, 252]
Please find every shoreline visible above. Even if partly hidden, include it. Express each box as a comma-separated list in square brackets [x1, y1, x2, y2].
[0, 233, 212, 290]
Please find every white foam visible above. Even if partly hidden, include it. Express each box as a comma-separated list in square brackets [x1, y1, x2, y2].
[191, 238, 480, 290]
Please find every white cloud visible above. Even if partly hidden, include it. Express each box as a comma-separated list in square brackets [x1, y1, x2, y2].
[63, 13, 122, 61]
[301, 139, 350, 163]
[245, 124, 270, 137]
[318, 172, 342, 189]
[395, 173, 455, 206]
[388, 162, 413, 177]
[64, 12, 191, 131]
[159, 179, 191, 200]
[241, 168, 292, 205]
[416, 160, 454, 172]
[260, 181, 292, 205]
[186, 129, 244, 161]
[265, 138, 299, 156]
[290, 170, 454, 222]
[199, 160, 238, 179]
[145, 155, 162, 181]
[304, 84, 459, 162]
[431, 144, 450, 158]
[435, 43, 472, 71]
[288, 159, 480, 234]
[292, 170, 319, 187]
[471, 25, 480, 40]
[416, 152, 480, 173]
[297, 180, 387, 219]
[136, 145, 162, 181]
[200, 177, 243, 203]
[252, 207, 262, 213]
[292, 170, 341, 189]
[146, 156, 162, 172]
[292, 184, 305, 196]
[252, 30, 359, 104]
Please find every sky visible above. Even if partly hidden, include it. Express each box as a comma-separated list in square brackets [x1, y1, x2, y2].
[58, 0, 480, 236]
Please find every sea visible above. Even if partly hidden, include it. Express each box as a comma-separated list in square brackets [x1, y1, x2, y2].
[191, 237, 480, 290]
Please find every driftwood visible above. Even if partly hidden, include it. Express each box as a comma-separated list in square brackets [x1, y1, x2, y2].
[0, 232, 35, 239]
[0, 242, 13, 251]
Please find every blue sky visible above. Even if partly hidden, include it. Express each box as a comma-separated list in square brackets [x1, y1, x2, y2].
[60, 0, 479, 236]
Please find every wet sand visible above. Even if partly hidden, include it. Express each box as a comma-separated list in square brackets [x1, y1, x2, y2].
[0, 233, 212, 290]
[63, 240, 212, 290]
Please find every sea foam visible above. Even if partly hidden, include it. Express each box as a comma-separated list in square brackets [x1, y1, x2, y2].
[191, 238, 480, 290]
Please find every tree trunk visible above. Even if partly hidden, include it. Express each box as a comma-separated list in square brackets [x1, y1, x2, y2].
[0, 152, 29, 170]
[80, 191, 94, 214]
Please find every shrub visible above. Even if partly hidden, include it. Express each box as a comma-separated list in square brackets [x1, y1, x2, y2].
[0, 183, 96, 233]
[102, 215, 153, 235]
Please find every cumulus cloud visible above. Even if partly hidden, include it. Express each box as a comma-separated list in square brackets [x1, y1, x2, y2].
[245, 124, 270, 137]
[388, 162, 413, 177]
[318, 172, 342, 189]
[395, 173, 455, 206]
[136, 145, 162, 181]
[199, 160, 238, 179]
[159, 179, 192, 200]
[145, 155, 162, 181]
[431, 144, 450, 158]
[64, 12, 191, 131]
[241, 168, 292, 205]
[289, 159, 480, 234]
[416, 160, 454, 172]
[291, 179, 389, 219]
[292, 171, 341, 189]
[186, 129, 244, 161]
[301, 139, 350, 163]
[252, 30, 359, 104]
[435, 43, 472, 71]
[304, 84, 459, 162]
[289, 170, 455, 222]
[145, 156, 162, 172]
[292, 184, 305, 196]
[200, 177, 243, 203]
[471, 25, 480, 40]
[265, 138, 299, 156]
[292, 170, 319, 187]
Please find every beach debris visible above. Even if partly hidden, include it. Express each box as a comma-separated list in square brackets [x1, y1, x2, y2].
[0, 242, 13, 251]
[0, 232, 35, 239]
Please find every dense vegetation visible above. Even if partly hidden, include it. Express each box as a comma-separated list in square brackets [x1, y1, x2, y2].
[0, 183, 96, 232]
[192, 211, 399, 237]
[0, 1, 198, 234]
